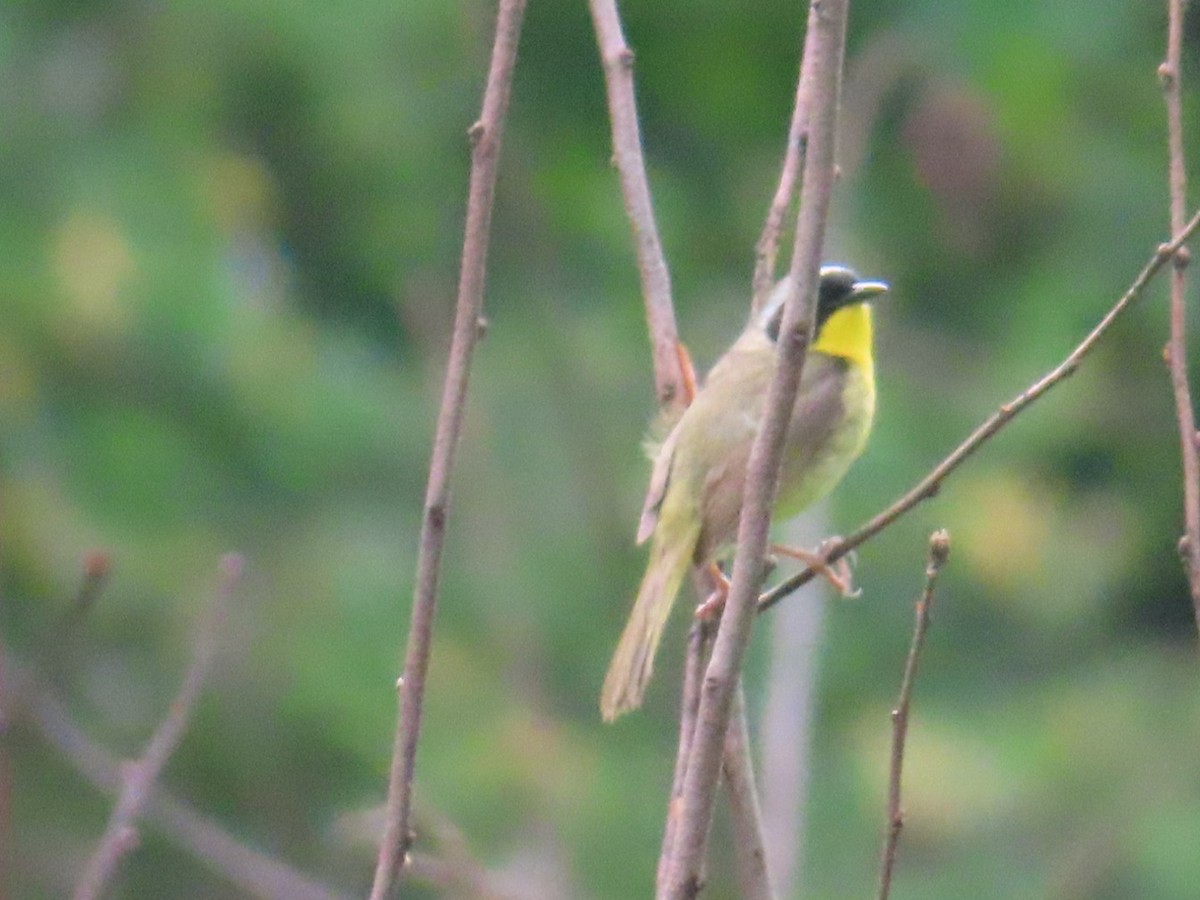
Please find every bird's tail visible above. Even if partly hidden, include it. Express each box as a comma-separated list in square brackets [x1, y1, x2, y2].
[600, 522, 700, 722]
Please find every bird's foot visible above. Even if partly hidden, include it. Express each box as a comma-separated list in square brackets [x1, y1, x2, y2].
[693, 562, 729, 620]
[769, 540, 860, 598]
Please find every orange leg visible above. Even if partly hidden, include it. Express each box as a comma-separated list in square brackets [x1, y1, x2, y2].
[769, 542, 860, 598]
[694, 562, 730, 620]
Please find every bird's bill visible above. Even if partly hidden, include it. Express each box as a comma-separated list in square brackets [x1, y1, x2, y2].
[849, 279, 889, 301]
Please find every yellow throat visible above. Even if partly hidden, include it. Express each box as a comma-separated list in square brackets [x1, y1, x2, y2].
[812, 302, 874, 381]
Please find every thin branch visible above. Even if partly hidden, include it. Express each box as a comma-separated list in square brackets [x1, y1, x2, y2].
[751, 2, 819, 314]
[370, 1, 527, 896]
[877, 531, 949, 900]
[71, 554, 242, 900]
[656, 616, 714, 891]
[587, 0, 687, 412]
[588, 3, 765, 893]
[4, 566, 339, 900]
[722, 684, 775, 900]
[1160, 0, 1200, 631]
[659, 2, 851, 896]
[759, 206, 1200, 612]
[586, 2, 738, 887]
[18, 672, 348, 900]
[150, 793, 348, 900]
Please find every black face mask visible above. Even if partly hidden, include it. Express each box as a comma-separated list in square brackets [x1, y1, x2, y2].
[762, 267, 878, 343]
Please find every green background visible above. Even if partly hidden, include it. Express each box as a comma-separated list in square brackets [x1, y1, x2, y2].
[3, 1, 1199, 897]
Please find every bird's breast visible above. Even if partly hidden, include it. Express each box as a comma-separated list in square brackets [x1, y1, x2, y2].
[774, 352, 874, 519]
[661, 343, 875, 563]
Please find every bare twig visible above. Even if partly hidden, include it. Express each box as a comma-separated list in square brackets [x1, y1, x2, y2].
[150, 793, 349, 900]
[759, 206, 1200, 612]
[19, 671, 348, 900]
[588, 2, 766, 891]
[71, 554, 242, 900]
[659, 2, 851, 896]
[656, 616, 714, 890]
[587, 0, 687, 412]
[587, 4, 755, 889]
[370, 2, 527, 896]
[1160, 0, 1200, 631]
[877, 531, 949, 900]
[751, 2, 820, 314]
[722, 684, 775, 900]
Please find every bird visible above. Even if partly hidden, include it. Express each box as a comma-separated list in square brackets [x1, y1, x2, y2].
[600, 265, 888, 722]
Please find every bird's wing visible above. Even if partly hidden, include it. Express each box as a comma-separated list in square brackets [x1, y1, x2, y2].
[637, 420, 683, 545]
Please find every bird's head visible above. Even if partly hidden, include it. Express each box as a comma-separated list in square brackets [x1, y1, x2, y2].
[760, 265, 889, 342]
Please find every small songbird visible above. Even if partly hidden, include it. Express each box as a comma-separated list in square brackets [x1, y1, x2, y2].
[601, 265, 888, 721]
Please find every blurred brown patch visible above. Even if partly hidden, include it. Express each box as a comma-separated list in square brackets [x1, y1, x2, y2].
[903, 83, 1002, 255]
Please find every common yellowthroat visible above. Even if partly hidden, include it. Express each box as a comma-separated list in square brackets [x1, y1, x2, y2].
[601, 265, 888, 721]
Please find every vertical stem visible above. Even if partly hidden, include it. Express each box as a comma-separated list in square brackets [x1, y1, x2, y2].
[752, 2, 821, 314]
[877, 531, 949, 900]
[1161, 0, 1200, 631]
[588, 0, 687, 411]
[722, 684, 775, 900]
[370, 1, 527, 896]
[659, 2, 851, 896]
[657, 617, 714, 890]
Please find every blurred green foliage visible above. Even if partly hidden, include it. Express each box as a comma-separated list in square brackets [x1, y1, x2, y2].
[3, 1, 1200, 898]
